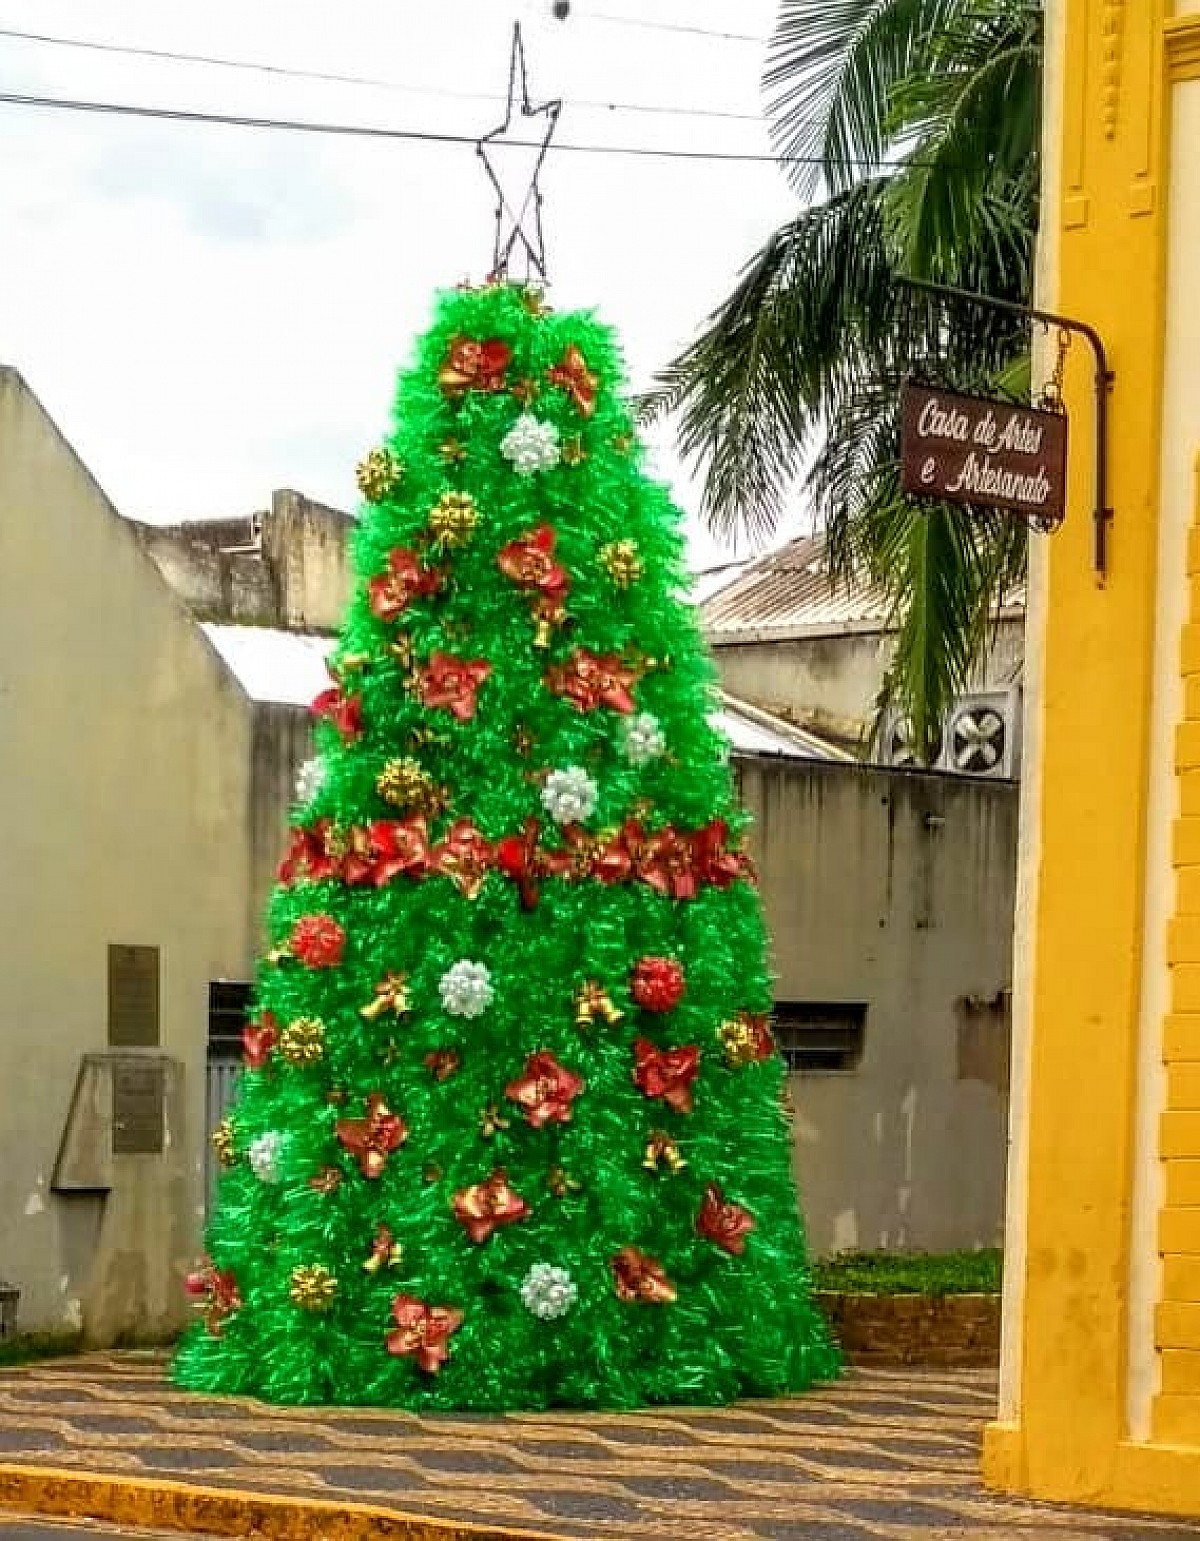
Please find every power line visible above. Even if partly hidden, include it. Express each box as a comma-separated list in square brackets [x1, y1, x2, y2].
[0, 25, 764, 125]
[0, 89, 903, 168]
[583, 10, 766, 43]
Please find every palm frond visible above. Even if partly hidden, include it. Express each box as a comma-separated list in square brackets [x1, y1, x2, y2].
[639, 181, 895, 544]
[885, 11, 1041, 278]
[765, 0, 967, 196]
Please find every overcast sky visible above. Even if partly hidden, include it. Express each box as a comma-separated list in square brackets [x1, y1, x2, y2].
[0, 0, 800, 568]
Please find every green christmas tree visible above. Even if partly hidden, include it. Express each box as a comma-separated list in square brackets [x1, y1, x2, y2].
[175, 281, 839, 1409]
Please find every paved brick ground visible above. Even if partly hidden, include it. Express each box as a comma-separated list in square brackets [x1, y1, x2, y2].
[0, 1353, 1196, 1540]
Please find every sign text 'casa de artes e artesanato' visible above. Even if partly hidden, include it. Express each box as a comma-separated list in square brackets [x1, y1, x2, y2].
[900, 382, 1069, 525]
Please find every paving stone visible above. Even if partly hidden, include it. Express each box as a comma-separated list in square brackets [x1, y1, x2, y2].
[526, 1489, 656, 1524]
[124, 1446, 248, 1472]
[753, 1524, 886, 1541]
[61, 1418, 160, 1437]
[620, 1473, 743, 1501]
[0, 1430, 62, 1453]
[587, 1423, 693, 1444]
[229, 1430, 338, 1454]
[290, 1465, 431, 1493]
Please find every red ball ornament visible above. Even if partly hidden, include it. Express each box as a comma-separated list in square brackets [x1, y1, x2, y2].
[290, 913, 346, 969]
[630, 956, 685, 1013]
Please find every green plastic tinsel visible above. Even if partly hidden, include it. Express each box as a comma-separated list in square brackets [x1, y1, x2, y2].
[173, 282, 840, 1410]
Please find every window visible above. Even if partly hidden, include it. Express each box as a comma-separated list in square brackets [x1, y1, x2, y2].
[208, 980, 252, 1060]
[773, 1001, 866, 1074]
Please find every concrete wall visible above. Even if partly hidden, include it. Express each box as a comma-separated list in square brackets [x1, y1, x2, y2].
[250, 703, 314, 941]
[0, 368, 254, 1342]
[133, 489, 353, 632]
[738, 755, 1018, 1255]
[713, 617, 1025, 750]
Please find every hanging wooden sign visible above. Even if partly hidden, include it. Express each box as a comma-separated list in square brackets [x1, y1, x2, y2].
[900, 382, 1069, 526]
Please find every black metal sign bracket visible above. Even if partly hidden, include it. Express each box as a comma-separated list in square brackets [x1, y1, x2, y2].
[897, 277, 1114, 578]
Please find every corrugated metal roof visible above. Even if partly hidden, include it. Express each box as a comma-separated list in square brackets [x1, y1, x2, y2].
[702, 532, 1024, 642]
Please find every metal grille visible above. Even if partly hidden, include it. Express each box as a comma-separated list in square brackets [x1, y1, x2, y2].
[208, 980, 251, 1058]
[774, 1002, 867, 1074]
[205, 981, 250, 1213]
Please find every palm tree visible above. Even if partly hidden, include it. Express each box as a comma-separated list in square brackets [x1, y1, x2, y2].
[645, 0, 1043, 759]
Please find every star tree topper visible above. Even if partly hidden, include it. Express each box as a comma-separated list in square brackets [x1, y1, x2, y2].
[476, 23, 562, 282]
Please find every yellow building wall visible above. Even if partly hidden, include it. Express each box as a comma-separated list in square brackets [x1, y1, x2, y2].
[984, 2, 1200, 1515]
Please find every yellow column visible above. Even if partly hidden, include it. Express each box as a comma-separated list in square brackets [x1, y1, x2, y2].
[1155, 486, 1200, 1444]
[984, 2, 1200, 1516]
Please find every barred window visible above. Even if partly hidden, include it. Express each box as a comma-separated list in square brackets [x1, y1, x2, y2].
[773, 1002, 866, 1074]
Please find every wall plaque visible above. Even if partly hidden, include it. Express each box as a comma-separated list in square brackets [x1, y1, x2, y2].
[900, 382, 1069, 525]
[108, 944, 160, 1048]
[112, 1059, 165, 1155]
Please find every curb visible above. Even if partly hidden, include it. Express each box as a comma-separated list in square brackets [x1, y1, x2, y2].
[0, 1464, 564, 1541]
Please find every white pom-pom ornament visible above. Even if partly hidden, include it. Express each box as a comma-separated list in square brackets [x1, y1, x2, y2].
[520, 1263, 578, 1320]
[438, 960, 495, 1018]
[540, 766, 599, 826]
[248, 1130, 285, 1184]
[621, 711, 667, 766]
[294, 757, 325, 804]
[500, 413, 561, 475]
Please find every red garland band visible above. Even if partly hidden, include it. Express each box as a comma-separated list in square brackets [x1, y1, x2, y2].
[277, 815, 754, 902]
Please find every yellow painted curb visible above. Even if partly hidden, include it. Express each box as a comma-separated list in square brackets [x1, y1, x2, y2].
[0, 1463, 565, 1541]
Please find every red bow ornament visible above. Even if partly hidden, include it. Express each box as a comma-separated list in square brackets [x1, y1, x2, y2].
[691, 818, 751, 889]
[590, 826, 634, 886]
[337, 824, 378, 887]
[496, 525, 571, 600]
[633, 1038, 700, 1114]
[369, 815, 433, 886]
[336, 1093, 408, 1178]
[636, 826, 698, 901]
[278, 821, 342, 885]
[386, 1293, 464, 1373]
[433, 818, 493, 899]
[368, 547, 442, 623]
[696, 1183, 756, 1256]
[611, 1246, 676, 1304]
[311, 682, 363, 742]
[438, 335, 512, 396]
[290, 913, 346, 969]
[545, 649, 637, 714]
[184, 1258, 242, 1336]
[452, 1169, 531, 1244]
[541, 823, 602, 883]
[506, 1050, 585, 1128]
[416, 652, 492, 722]
[495, 818, 545, 909]
[547, 344, 599, 417]
[242, 1012, 279, 1070]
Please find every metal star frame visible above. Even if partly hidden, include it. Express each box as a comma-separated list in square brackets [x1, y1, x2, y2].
[476, 23, 562, 283]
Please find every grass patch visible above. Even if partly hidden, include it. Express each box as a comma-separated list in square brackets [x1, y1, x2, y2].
[814, 1249, 1002, 1297]
[0, 1330, 84, 1367]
